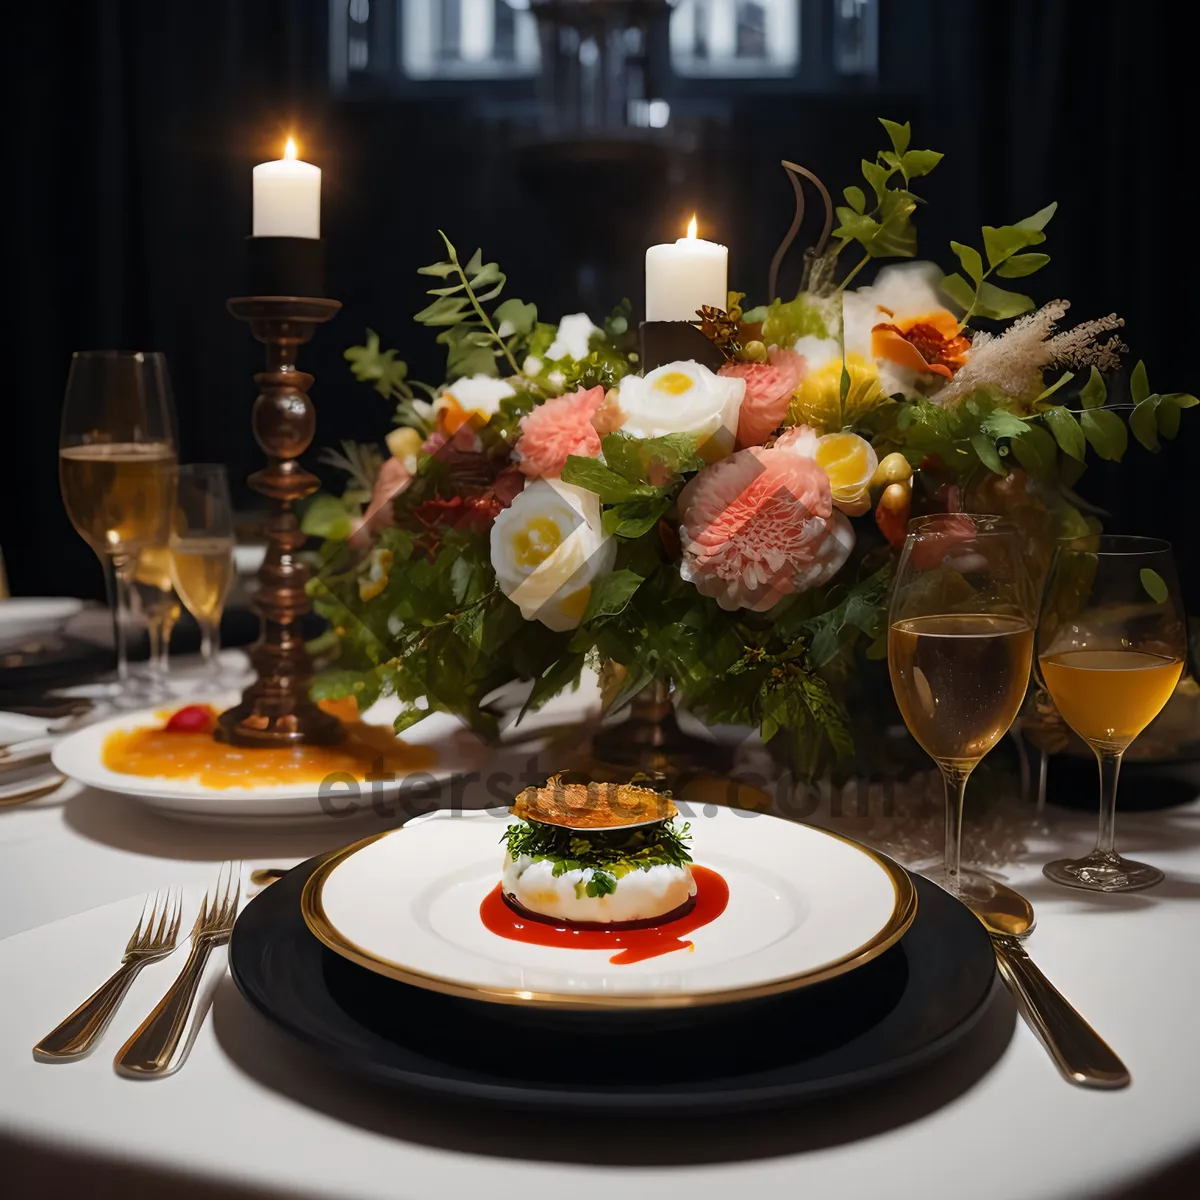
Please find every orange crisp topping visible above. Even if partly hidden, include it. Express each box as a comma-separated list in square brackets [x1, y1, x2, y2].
[511, 779, 677, 830]
[102, 705, 436, 789]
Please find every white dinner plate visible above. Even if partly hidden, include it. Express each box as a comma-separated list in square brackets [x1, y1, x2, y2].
[50, 697, 487, 822]
[302, 806, 916, 1010]
[0, 597, 84, 647]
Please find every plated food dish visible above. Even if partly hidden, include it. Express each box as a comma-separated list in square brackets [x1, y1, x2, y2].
[500, 780, 697, 925]
[233, 851, 994, 1113]
[303, 803, 917, 1009]
[487, 779, 729, 964]
[50, 696, 485, 821]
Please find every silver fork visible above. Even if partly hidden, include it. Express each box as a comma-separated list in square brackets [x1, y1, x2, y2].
[33, 889, 183, 1061]
[114, 862, 241, 1078]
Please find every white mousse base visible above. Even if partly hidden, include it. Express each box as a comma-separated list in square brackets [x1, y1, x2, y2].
[502, 853, 696, 924]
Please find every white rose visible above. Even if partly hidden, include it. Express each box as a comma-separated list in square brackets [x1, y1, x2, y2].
[616, 361, 744, 459]
[435, 375, 515, 429]
[490, 480, 616, 631]
[546, 313, 601, 362]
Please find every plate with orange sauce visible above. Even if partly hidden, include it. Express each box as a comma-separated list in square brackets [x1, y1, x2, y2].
[50, 697, 487, 822]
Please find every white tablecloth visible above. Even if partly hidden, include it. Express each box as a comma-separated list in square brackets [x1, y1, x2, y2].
[2, 708, 1200, 1199]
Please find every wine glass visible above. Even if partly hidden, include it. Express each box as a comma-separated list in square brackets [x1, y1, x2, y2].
[1037, 536, 1187, 892]
[888, 514, 1037, 900]
[59, 351, 177, 698]
[169, 465, 236, 691]
[169, 465, 236, 692]
[133, 545, 182, 686]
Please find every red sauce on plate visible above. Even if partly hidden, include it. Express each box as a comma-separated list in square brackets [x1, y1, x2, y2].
[479, 864, 729, 964]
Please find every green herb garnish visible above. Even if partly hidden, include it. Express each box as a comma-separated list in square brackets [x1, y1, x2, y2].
[501, 818, 692, 897]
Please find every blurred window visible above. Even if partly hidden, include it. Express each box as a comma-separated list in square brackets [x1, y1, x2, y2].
[670, 1, 797, 78]
[330, 0, 880, 88]
[404, 0, 540, 79]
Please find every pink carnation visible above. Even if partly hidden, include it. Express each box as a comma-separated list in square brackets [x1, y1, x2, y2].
[719, 348, 807, 448]
[350, 456, 412, 547]
[678, 428, 854, 611]
[514, 386, 606, 479]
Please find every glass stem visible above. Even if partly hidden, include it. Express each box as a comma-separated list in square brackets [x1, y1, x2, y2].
[1093, 748, 1123, 859]
[158, 610, 176, 676]
[940, 764, 971, 896]
[146, 615, 163, 678]
[104, 555, 133, 686]
[201, 619, 221, 681]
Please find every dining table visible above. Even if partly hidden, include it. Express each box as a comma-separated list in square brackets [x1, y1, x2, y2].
[2, 657, 1199, 1200]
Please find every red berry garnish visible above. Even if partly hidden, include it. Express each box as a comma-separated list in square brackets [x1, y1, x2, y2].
[164, 705, 216, 734]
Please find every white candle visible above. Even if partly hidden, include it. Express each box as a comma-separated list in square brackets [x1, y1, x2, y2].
[645, 215, 728, 323]
[252, 138, 321, 238]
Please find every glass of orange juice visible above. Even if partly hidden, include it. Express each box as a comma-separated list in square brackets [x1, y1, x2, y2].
[1038, 536, 1188, 892]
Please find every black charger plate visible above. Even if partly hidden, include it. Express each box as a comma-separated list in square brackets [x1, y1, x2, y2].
[230, 853, 999, 1114]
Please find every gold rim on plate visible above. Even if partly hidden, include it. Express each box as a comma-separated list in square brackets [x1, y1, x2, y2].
[300, 819, 918, 1011]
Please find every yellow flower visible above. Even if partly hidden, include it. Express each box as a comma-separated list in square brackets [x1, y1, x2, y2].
[385, 426, 422, 463]
[358, 547, 394, 602]
[787, 354, 885, 433]
[814, 432, 878, 516]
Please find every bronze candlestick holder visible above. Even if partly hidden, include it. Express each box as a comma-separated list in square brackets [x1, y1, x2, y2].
[216, 293, 343, 747]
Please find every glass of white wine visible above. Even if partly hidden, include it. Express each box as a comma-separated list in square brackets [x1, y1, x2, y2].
[59, 351, 177, 698]
[1038, 536, 1187, 892]
[169, 464, 236, 691]
[888, 514, 1037, 901]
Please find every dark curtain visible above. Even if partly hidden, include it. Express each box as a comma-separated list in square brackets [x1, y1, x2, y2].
[928, 0, 1197, 604]
[5, 0, 1197, 609]
[5, 1, 327, 599]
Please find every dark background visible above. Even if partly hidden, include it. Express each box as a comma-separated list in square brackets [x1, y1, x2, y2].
[5, 0, 1196, 610]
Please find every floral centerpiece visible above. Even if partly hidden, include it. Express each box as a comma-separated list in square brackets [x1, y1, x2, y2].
[305, 118, 1196, 776]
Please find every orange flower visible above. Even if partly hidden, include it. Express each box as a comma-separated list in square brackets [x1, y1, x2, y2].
[872, 310, 970, 378]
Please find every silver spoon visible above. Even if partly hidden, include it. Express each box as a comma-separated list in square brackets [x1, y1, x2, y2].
[970, 881, 1130, 1089]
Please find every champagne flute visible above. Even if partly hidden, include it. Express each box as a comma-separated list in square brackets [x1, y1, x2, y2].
[133, 545, 182, 684]
[169, 465, 236, 691]
[59, 351, 177, 697]
[888, 514, 1036, 900]
[1038, 536, 1187, 892]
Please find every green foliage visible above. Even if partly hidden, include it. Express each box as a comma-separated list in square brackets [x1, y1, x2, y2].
[581, 569, 645, 623]
[1009, 423, 1058, 479]
[728, 641, 855, 766]
[750, 294, 835, 346]
[785, 565, 893, 669]
[894, 392, 1027, 477]
[560, 456, 655, 504]
[309, 525, 573, 739]
[299, 493, 355, 541]
[562, 431, 704, 542]
[942, 203, 1056, 324]
[1042, 406, 1086, 461]
[1122, 360, 1200, 452]
[343, 332, 435, 430]
[416, 232, 524, 377]
[316, 440, 383, 499]
[561, 342, 634, 392]
[1140, 568, 1169, 605]
[602, 431, 705, 483]
[831, 118, 943, 268]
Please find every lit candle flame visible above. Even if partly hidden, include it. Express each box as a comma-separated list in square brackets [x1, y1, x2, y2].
[284, 137, 298, 161]
[686, 214, 698, 240]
